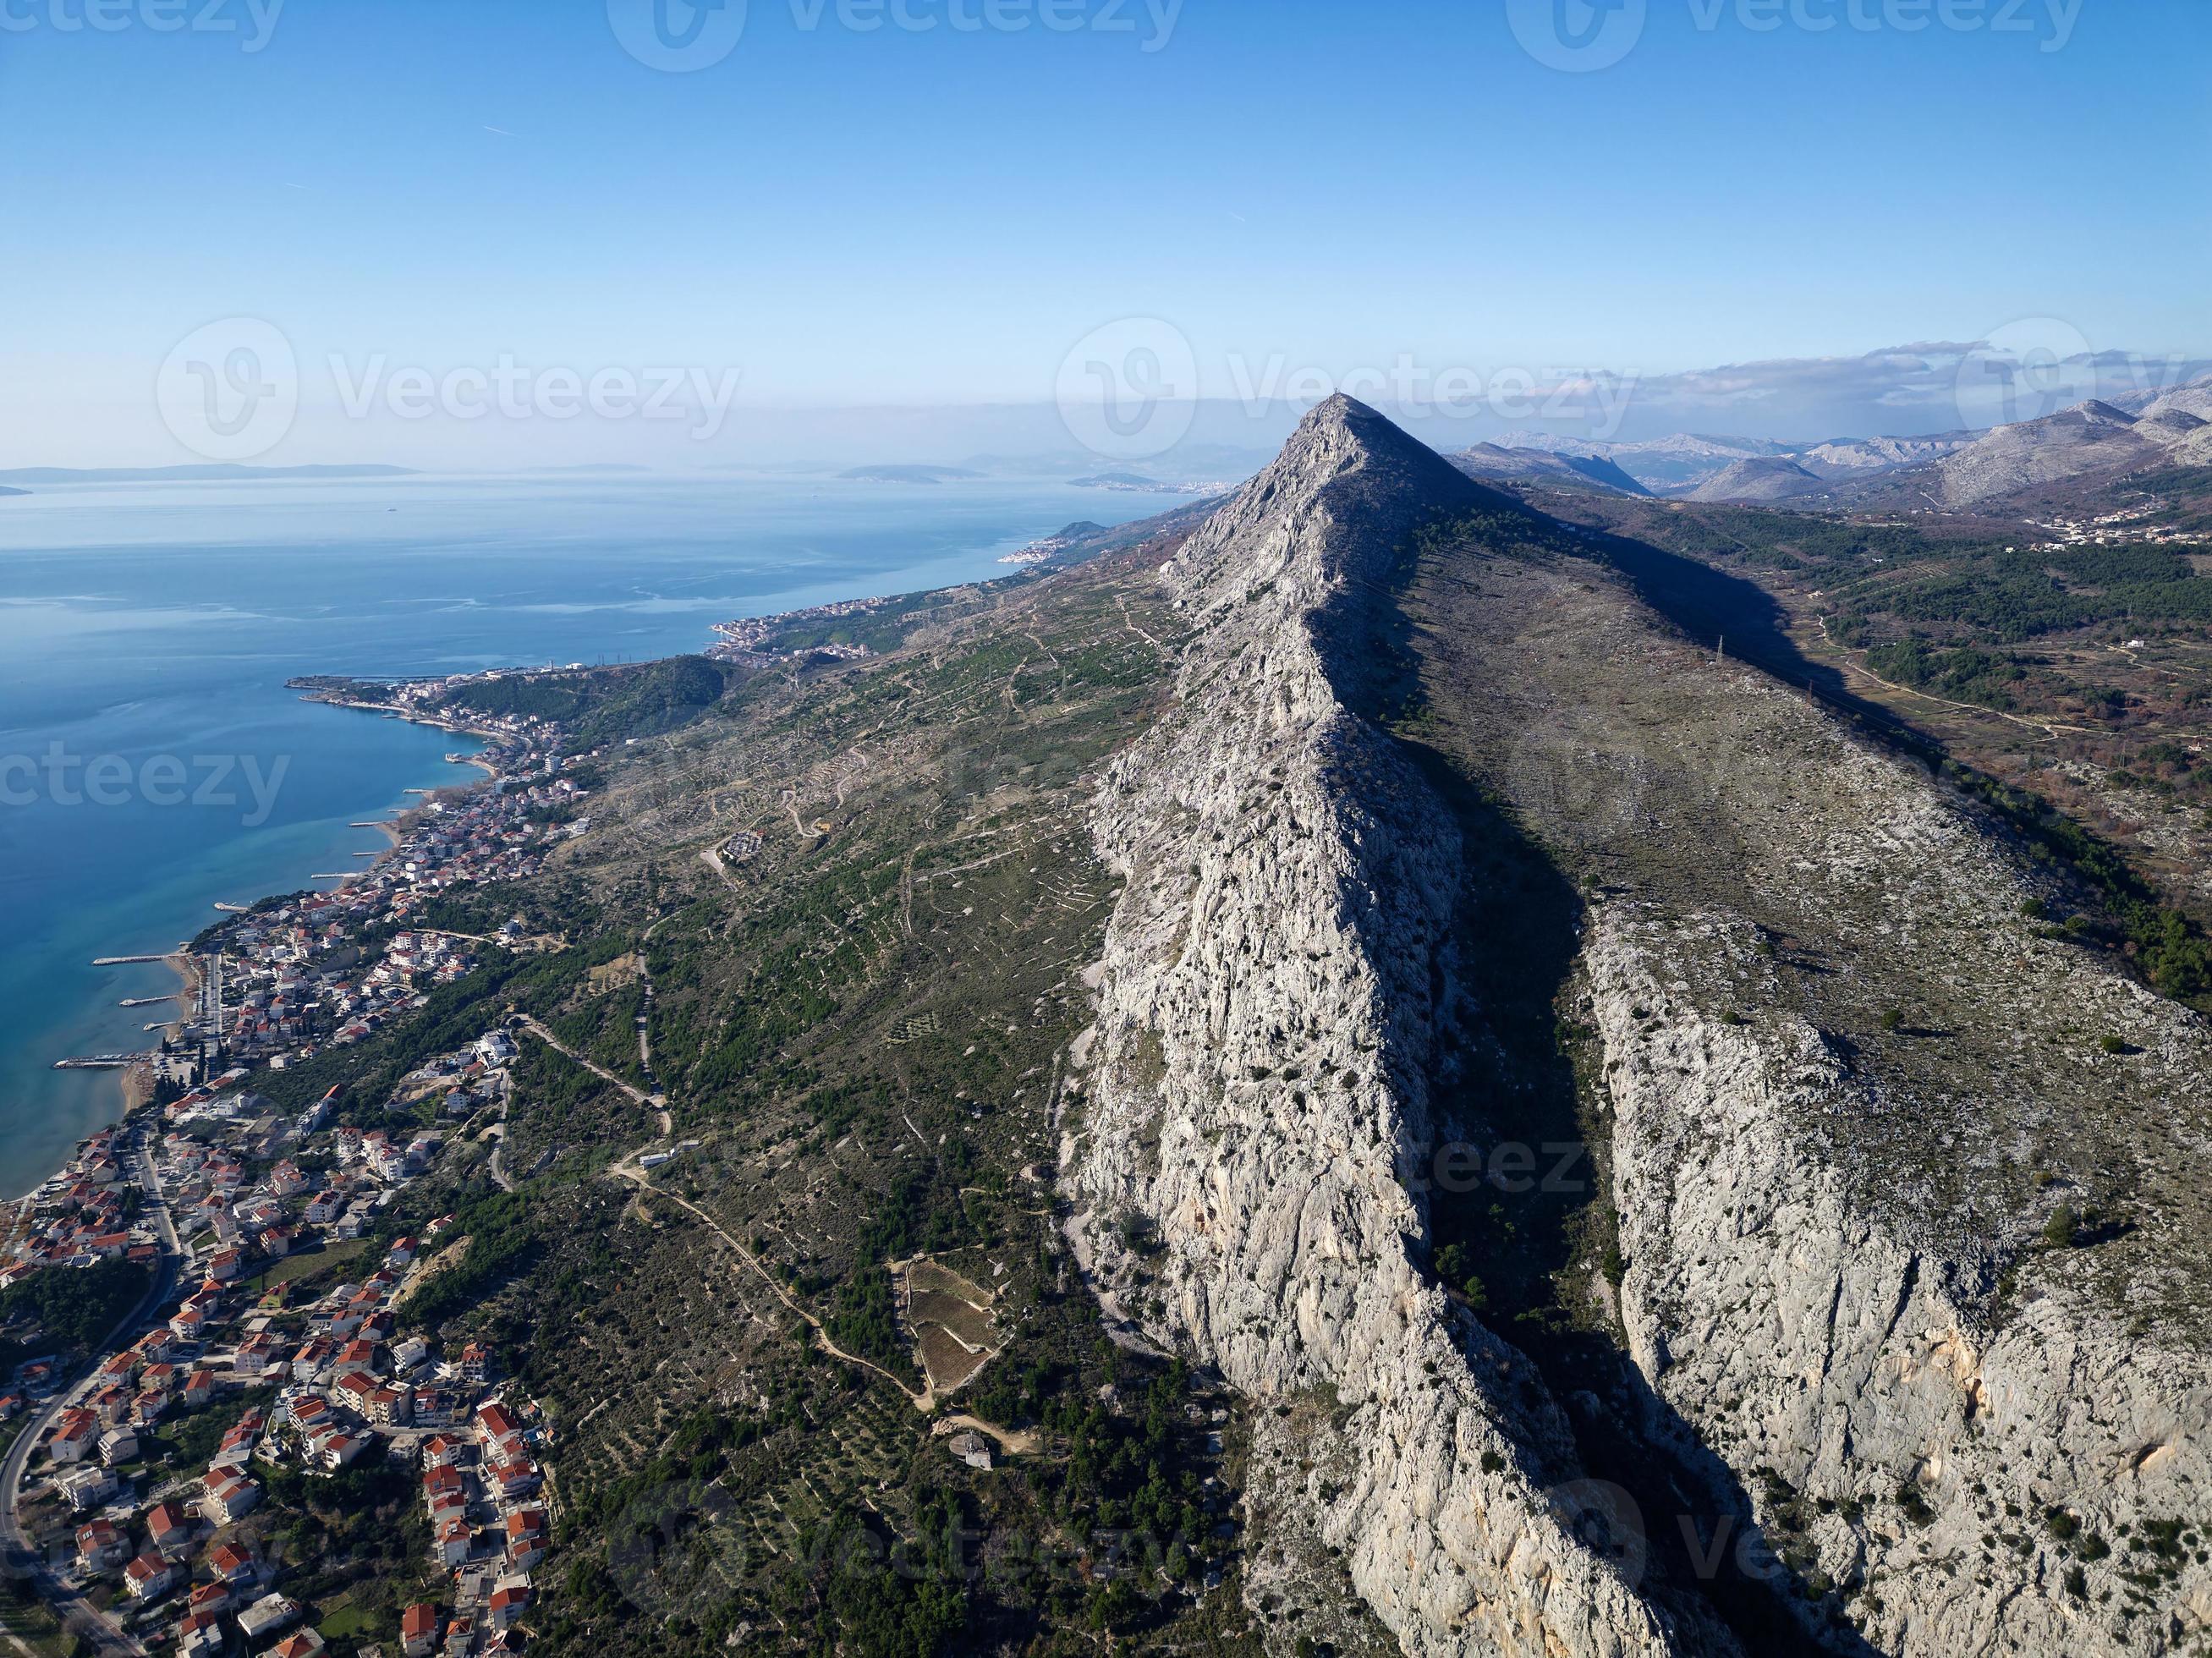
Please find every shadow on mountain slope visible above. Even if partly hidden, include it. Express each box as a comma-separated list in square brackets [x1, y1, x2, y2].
[1591, 527, 1915, 744]
[1316, 497, 1881, 1656]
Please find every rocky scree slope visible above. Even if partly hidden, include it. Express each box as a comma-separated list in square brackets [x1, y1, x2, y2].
[1896, 396, 2205, 508]
[1067, 396, 1737, 1656]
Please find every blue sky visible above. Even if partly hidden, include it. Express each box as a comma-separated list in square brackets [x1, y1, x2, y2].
[1, 0, 2204, 464]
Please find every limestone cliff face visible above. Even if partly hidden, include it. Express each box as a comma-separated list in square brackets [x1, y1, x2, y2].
[1067, 397, 1723, 1655]
[1068, 394, 2212, 1656]
[1580, 740, 2212, 1655]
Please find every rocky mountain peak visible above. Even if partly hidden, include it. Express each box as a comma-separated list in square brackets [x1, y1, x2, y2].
[2072, 397, 2137, 425]
[1168, 394, 1490, 608]
[1276, 392, 1487, 494]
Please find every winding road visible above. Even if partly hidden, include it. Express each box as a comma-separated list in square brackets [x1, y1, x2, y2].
[519, 1018, 1040, 1447]
[0, 1123, 176, 1658]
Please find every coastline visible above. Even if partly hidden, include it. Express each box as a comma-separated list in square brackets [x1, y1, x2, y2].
[8, 699, 497, 1204]
[295, 688, 511, 749]
[13, 492, 1159, 1211]
[3, 480, 1178, 1211]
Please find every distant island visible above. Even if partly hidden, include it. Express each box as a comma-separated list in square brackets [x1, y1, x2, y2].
[837, 464, 985, 485]
[1070, 471, 1227, 494]
[0, 464, 418, 485]
[0, 484, 27, 497]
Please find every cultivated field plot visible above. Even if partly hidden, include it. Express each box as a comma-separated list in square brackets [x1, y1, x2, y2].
[897, 1256, 1002, 1393]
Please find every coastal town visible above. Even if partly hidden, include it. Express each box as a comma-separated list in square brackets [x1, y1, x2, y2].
[705, 600, 882, 668]
[52, 686, 593, 1099]
[4, 1024, 557, 1658]
[1, 680, 596, 1658]
[8, 593, 1115, 1658]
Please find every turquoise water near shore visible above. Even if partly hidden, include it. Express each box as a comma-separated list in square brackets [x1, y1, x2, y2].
[0, 473, 1195, 1198]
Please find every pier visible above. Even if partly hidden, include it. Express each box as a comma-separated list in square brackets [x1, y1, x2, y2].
[91, 955, 167, 967]
[118, 996, 175, 1008]
[54, 1055, 141, 1070]
[212, 903, 252, 914]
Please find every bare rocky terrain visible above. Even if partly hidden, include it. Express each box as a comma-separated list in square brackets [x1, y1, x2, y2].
[1682, 455, 1831, 503]
[1066, 395, 2212, 1655]
[1847, 389, 2212, 511]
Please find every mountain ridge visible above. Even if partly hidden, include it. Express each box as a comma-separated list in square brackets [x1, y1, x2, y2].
[1067, 394, 2212, 1655]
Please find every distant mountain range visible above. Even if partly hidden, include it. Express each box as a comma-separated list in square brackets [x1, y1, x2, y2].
[1462, 391, 2212, 511]
[1446, 442, 1649, 497]
[1482, 427, 1992, 499]
[1490, 430, 1799, 491]
[20, 384, 2206, 519]
[1841, 382, 2212, 510]
[1793, 431, 1979, 475]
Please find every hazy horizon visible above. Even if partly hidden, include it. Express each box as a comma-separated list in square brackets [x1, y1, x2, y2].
[3, 0, 2204, 471]
[8, 337, 2211, 476]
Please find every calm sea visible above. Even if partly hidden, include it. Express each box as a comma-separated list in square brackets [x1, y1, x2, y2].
[0, 472, 1194, 1197]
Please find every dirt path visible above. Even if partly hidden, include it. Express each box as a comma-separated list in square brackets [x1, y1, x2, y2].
[933, 1414, 1041, 1458]
[518, 1018, 670, 1135]
[607, 1161, 934, 1408]
[530, 1017, 1037, 1443]
[1813, 617, 2099, 738]
[1117, 596, 1166, 653]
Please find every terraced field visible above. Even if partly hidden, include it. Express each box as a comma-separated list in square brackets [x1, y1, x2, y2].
[898, 1257, 1002, 1393]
